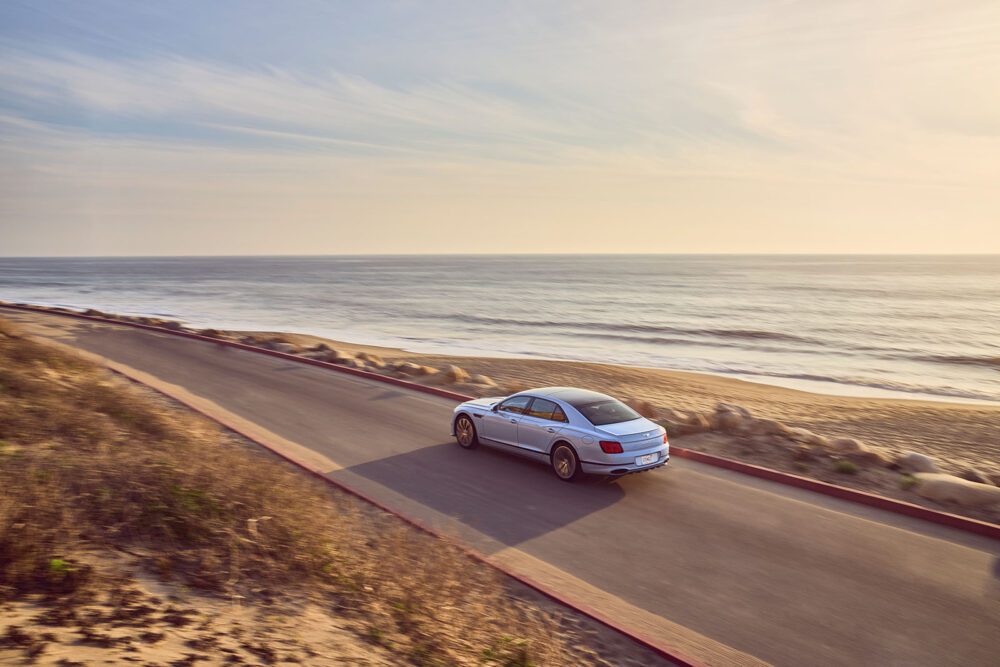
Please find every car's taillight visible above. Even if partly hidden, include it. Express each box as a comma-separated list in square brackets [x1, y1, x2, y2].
[599, 441, 623, 454]
[664, 432, 669, 444]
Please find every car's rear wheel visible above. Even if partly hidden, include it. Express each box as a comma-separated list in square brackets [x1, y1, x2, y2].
[454, 415, 479, 449]
[551, 443, 580, 482]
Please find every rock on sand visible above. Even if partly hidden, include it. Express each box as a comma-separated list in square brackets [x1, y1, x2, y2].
[897, 452, 939, 474]
[326, 350, 355, 364]
[786, 427, 822, 445]
[756, 419, 791, 437]
[716, 403, 752, 419]
[716, 411, 744, 432]
[668, 412, 711, 436]
[444, 365, 471, 383]
[912, 473, 1000, 507]
[957, 468, 993, 485]
[829, 438, 864, 454]
[394, 361, 422, 376]
[661, 408, 689, 424]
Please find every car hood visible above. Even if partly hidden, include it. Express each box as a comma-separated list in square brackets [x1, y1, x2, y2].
[596, 417, 661, 438]
[462, 397, 504, 409]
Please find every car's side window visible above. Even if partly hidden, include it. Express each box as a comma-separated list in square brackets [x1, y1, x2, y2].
[526, 397, 559, 420]
[498, 395, 532, 415]
[551, 405, 569, 423]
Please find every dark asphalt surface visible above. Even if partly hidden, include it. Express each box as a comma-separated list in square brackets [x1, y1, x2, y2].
[9, 309, 1000, 667]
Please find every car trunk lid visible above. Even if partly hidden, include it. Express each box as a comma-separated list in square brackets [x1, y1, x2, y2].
[597, 419, 663, 452]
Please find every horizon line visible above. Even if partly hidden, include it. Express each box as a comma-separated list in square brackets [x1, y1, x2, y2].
[3, 252, 1000, 260]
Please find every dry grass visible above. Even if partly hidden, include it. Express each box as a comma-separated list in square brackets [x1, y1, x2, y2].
[0, 318, 575, 664]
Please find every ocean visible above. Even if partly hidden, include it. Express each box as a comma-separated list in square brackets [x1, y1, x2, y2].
[1, 255, 997, 404]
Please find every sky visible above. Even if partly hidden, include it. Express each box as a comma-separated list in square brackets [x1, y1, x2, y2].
[1, 1, 998, 256]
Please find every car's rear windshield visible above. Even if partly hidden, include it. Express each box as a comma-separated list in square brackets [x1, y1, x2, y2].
[574, 400, 641, 426]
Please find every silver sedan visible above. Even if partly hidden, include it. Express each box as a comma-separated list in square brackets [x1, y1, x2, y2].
[451, 386, 669, 481]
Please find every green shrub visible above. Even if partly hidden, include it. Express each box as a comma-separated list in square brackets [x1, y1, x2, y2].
[833, 460, 859, 475]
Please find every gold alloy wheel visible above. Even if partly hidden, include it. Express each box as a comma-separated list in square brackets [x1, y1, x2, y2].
[552, 445, 578, 481]
[456, 416, 476, 448]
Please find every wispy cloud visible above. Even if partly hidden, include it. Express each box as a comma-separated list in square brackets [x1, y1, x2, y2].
[1, 1, 998, 254]
[0, 49, 634, 164]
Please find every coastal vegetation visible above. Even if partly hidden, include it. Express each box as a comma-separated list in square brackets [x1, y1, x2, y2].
[0, 317, 643, 665]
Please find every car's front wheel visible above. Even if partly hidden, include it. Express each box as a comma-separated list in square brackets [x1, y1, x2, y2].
[454, 415, 479, 449]
[551, 443, 581, 482]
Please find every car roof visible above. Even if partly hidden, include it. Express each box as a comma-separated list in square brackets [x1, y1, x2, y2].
[518, 386, 615, 407]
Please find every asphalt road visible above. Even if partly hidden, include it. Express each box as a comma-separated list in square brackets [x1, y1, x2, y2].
[7, 308, 1000, 667]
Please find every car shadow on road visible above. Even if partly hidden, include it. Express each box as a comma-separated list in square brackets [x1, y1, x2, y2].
[327, 441, 626, 553]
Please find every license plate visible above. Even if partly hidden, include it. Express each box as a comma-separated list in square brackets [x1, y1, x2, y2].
[636, 453, 658, 466]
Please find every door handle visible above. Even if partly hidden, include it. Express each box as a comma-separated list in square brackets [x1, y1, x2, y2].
[510, 419, 517, 423]
[546, 428, 555, 433]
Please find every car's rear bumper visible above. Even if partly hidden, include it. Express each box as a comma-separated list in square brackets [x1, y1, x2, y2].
[580, 454, 669, 476]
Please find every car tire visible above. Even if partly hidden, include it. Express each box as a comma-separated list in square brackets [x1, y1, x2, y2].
[454, 415, 479, 449]
[551, 443, 581, 482]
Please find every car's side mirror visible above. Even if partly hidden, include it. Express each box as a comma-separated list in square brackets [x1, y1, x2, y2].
[491, 404, 500, 412]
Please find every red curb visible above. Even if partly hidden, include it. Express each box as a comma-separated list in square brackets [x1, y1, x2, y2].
[5, 301, 999, 544]
[0, 303, 473, 402]
[2, 303, 703, 666]
[670, 448, 1000, 541]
